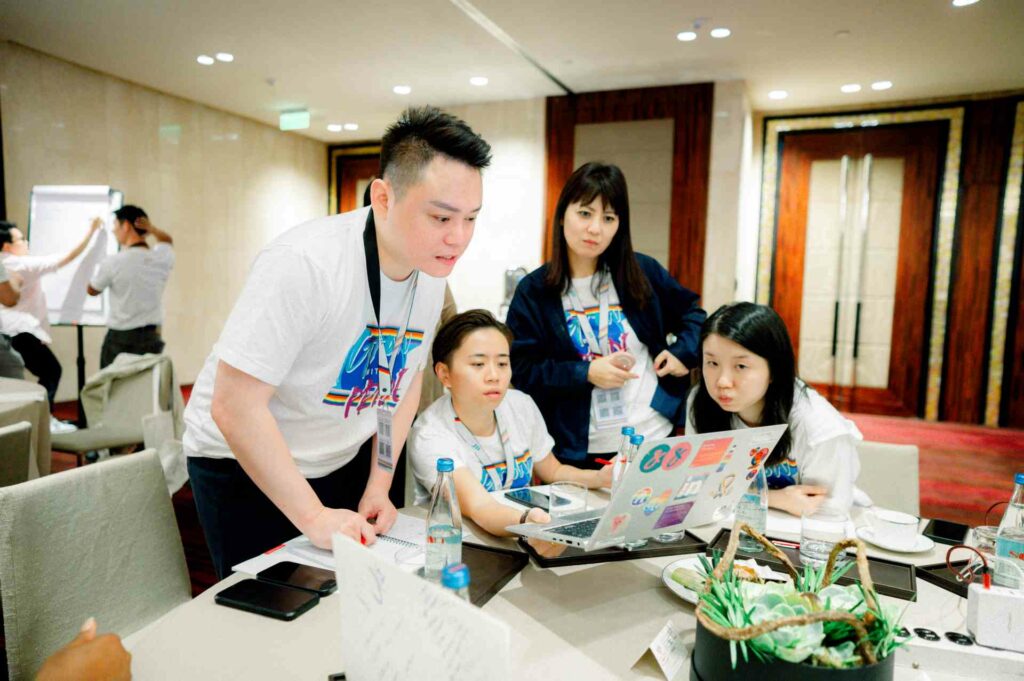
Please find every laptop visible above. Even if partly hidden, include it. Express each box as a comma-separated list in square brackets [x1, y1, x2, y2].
[507, 424, 787, 550]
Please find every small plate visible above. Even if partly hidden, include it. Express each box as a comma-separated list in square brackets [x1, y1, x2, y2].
[661, 556, 707, 605]
[857, 526, 935, 553]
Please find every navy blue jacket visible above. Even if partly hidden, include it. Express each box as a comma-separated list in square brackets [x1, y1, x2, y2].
[506, 254, 706, 461]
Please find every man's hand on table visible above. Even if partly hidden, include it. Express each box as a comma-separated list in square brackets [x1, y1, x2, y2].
[358, 490, 398, 535]
[304, 507, 376, 548]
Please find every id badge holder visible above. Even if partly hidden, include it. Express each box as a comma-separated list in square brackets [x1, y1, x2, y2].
[591, 387, 627, 430]
[376, 406, 394, 473]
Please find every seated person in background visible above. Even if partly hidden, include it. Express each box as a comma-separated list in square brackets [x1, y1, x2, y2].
[0, 218, 100, 406]
[87, 205, 174, 368]
[0, 259, 26, 379]
[36, 617, 131, 681]
[686, 302, 863, 516]
[409, 309, 612, 537]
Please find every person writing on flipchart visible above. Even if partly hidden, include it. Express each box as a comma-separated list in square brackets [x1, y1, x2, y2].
[86, 205, 174, 368]
[182, 107, 492, 578]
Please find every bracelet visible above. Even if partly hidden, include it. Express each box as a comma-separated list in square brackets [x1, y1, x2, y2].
[519, 509, 531, 524]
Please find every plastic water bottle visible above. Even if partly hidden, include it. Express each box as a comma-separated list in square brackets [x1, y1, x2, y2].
[610, 426, 636, 492]
[441, 563, 471, 602]
[620, 434, 651, 549]
[735, 467, 769, 554]
[993, 472, 1024, 589]
[425, 458, 462, 580]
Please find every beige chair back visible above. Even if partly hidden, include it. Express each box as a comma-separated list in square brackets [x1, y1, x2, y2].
[0, 449, 191, 679]
[0, 421, 32, 487]
[855, 440, 920, 515]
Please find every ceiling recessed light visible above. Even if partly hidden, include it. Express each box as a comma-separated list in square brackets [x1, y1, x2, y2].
[676, 31, 697, 42]
[469, 76, 489, 86]
[215, 52, 234, 63]
[952, 0, 979, 6]
[196, 55, 215, 66]
[343, 123, 359, 131]
[393, 85, 412, 95]
[871, 80, 893, 91]
[768, 90, 789, 100]
[840, 83, 862, 93]
[709, 27, 731, 39]
[327, 124, 342, 132]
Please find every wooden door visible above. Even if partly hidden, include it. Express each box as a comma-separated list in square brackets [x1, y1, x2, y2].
[772, 122, 947, 416]
[335, 155, 380, 214]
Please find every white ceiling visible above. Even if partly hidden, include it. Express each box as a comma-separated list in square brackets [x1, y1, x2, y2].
[2, 0, 1022, 142]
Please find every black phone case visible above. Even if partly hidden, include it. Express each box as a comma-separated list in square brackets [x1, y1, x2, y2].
[257, 563, 337, 596]
[215, 579, 320, 621]
[923, 519, 969, 546]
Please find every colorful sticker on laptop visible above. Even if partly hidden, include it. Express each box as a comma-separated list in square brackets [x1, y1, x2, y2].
[692, 437, 732, 468]
[631, 487, 653, 506]
[638, 442, 692, 473]
[711, 474, 736, 499]
[643, 489, 673, 516]
[653, 501, 695, 529]
[674, 473, 708, 501]
[610, 513, 630, 534]
[746, 447, 771, 481]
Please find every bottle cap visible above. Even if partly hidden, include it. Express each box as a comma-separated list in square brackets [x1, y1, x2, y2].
[441, 563, 470, 590]
[1015, 472, 1024, 485]
[620, 426, 635, 436]
[629, 434, 644, 445]
[436, 458, 454, 473]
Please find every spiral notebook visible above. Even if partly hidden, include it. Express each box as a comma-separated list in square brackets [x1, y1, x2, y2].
[232, 514, 427, 575]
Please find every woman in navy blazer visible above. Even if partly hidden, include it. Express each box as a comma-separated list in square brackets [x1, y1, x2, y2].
[506, 162, 706, 466]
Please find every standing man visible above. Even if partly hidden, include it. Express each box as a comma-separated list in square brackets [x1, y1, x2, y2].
[183, 107, 491, 577]
[86, 206, 174, 368]
[0, 259, 25, 378]
[0, 218, 101, 406]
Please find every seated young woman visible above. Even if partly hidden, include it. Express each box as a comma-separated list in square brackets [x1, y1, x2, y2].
[686, 302, 864, 516]
[409, 309, 612, 537]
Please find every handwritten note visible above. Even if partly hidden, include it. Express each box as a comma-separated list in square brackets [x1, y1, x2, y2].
[634, 621, 687, 680]
[333, 533, 510, 681]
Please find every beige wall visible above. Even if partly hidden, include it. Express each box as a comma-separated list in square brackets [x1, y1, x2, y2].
[0, 42, 327, 400]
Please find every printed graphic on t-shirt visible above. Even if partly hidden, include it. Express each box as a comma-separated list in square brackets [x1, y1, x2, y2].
[322, 324, 424, 416]
[765, 456, 799, 489]
[480, 450, 534, 492]
[565, 304, 629, 360]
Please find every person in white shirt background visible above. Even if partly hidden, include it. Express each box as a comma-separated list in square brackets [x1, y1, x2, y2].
[410, 309, 612, 539]
[0, 218, 100, 407]
[686, 302, 864, 516]
[87, 205, 174, 368]
[183, 106, 493, 578]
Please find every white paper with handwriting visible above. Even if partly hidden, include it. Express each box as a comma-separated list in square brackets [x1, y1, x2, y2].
[333, 534, 510, 681]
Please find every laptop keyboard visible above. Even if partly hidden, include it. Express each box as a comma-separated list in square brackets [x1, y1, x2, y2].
[550, 518, 600, 539]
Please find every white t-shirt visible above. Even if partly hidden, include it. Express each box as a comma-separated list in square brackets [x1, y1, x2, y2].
[0, 259, 8, 334]
[564, 274, 672, 452]
[409, 389, 554, 503]
[90, 243, 174, 330]
[0, 253, 62, 343]
[183, 207, 446, 477]
[686, 382, 863, 511]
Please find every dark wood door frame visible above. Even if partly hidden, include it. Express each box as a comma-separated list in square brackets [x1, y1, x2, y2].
[329, 144, 381, 215]
[545, 83, 714, 293]
[772, 122, 948, 417]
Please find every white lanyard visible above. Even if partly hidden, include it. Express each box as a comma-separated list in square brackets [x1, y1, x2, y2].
[445, 395, 518, 491]
[372, 276, 418, 411]
[564, 272, 612, 358]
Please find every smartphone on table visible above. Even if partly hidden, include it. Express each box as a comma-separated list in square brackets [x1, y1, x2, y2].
[257, 560, 337, 595]
[505, 488, 571, 510]
[923, 518, 970, 545]
[214, 578, 320, 621]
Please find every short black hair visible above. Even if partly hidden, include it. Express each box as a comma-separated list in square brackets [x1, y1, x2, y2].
[0, 221, 16, 247]
[113, 205, 148, 225]
[432, 309, 513, 371]
[379, 106, 492, 197]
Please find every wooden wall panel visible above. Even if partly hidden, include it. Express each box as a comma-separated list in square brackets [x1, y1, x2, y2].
[941, 99, 1018, 423]
[1004, 181, 1024, 427]
[543, 83, 713, 292]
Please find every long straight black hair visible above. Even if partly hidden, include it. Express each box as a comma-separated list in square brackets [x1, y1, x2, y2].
[543, 162, 651, 309]
[691, 302, 801, 466]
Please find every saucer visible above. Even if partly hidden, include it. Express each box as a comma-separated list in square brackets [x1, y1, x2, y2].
[856, 526, 934, 553]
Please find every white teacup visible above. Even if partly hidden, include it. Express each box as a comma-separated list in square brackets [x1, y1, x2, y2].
[865, 508, 919, 549]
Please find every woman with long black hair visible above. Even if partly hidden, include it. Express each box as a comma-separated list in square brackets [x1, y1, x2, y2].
[506, 162, 706, 467]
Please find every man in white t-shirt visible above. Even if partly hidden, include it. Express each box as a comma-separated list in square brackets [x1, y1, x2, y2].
[0, 259, 26, 378]
[87, 205, 175, 368]
[183, 106, 492, 577]
[1, 218, 101, 405]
